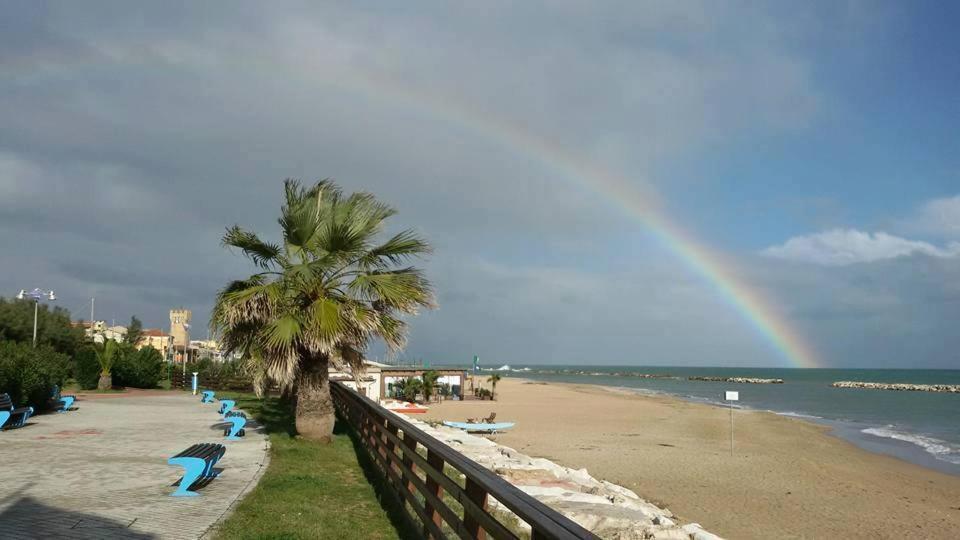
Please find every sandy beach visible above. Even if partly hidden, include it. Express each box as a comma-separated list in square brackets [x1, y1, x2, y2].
[422, 378, 960, 539]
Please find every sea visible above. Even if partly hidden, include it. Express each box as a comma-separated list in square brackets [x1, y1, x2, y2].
[475, 365, 960, 475]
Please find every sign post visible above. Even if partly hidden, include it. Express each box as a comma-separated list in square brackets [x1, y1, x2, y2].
[724, 391, 739, 456]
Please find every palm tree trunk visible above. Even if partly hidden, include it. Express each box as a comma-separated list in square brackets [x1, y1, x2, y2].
[295, 355, 335, 443]
[97, 374, 112, 390]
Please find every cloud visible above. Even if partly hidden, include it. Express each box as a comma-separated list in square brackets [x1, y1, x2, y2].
[7, 2, 956, 369]
[905, 194, 960, 237]
[761, 229, 960, 266]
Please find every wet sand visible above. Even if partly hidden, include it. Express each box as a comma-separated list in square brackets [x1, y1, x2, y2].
[422, 378, 960, 539]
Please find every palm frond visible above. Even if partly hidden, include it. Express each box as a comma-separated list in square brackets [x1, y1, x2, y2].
[222, 226, 282, 269]
[359, 229, 432, 269]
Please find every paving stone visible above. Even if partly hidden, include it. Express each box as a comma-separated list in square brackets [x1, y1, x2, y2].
[0, 392, 269, 539]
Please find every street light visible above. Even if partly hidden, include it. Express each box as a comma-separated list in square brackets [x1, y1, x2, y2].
[16, 288, 56, 347]
[182, 322, 191, 376]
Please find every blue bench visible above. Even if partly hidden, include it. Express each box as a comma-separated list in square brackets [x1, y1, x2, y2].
[223, 411, 247, 440]
[218, 399, 235, 416]
[51, 384, 76, 413]
[200, 390, 215, 403]
[0, 393, 33, 431]
[167, 443, 226, 497]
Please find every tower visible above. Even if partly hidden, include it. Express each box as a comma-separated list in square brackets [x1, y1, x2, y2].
[170, 308, 192, 363]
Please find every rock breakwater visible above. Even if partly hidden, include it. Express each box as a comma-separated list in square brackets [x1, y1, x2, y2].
[533, 369, 680, 379]
[687, 376, 784, 384]
[831, 381, 960, 393]
[400, 414, 723, 539]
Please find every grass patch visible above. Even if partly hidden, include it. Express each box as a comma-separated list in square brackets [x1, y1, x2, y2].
[214, 394, 419, 540]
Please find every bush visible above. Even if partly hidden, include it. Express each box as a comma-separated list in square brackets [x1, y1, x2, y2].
[112, 345, 164, 389]
[74, 345, 101, 390]
[0, 339, 70, 410]
[177, 358, 252, 391]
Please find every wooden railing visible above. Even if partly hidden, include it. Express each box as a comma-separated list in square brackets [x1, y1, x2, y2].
[331, 381, 598, 540]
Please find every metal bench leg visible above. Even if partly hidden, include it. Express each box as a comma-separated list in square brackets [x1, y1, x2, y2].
[225, 416, 247, 440]
[15, 407, 34, 427]
[59, 396, 75, 412]
[168, 456, 207, 497]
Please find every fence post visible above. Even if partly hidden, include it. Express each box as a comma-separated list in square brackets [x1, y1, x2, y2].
[401, 431, 418, 497]
[424, 449, 445, 534]
[463, 477, 488, 540]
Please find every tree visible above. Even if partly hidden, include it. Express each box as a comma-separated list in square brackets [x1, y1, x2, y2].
[487, 373, 502, 400]
[126, 316, 143, 346]
[399, 377, 422, 402]
[0, 297, 84, 355]
[421, 370, 440, 403]
[94, 339, 120, 390]
[211, 180, 434, 442]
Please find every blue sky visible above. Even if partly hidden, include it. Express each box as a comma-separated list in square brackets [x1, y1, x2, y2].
[0, 2, 958, 368]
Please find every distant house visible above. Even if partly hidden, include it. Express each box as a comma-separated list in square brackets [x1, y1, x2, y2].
[190, 339, 228, 362]
[74, 320, 128, 344]
[329, 362, 468, 402]
[138, 329, 174, 359]
[330, 360, 389, 402]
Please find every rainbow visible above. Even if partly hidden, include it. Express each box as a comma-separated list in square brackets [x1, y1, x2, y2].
[6, 52, 820, 367]
[331, 69, 820, 368]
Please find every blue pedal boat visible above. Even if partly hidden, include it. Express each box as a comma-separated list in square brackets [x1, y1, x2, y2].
[442, 421, 515, 433]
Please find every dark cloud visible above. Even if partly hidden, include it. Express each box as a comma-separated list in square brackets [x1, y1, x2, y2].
[3, 2, 949, 368]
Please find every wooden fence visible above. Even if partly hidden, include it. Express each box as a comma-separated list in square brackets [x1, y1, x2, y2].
[331, 381, 598, 540]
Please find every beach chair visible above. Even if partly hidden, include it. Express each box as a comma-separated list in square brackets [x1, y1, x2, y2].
[51, 384, 76, 413]
[467, 412, 496, 424]
[167, 443, 226, 496]
[201, 390, 215, 403]
[0, 393, 34, 430]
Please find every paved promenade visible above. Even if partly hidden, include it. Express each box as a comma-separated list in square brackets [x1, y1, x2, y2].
[0, 391, 269, 539]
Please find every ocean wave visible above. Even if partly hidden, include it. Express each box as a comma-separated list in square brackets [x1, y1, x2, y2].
[774, 411, 823, 420]
[862, 426, 960, 465]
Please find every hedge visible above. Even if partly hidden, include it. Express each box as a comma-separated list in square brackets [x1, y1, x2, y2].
[0, 339, 70, 410]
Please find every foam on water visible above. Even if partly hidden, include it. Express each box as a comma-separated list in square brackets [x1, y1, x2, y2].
[862, 426, 960, 465]
[775, 411, 824, 420]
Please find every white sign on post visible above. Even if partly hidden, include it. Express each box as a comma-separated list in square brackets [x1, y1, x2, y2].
[724, 390, 738, 455]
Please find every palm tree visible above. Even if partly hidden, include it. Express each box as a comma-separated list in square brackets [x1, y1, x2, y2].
[95, 339, 119, 390]
[421, 370, 440, 403]
[211, 180, 434, 442]
[402, 377, 423, 402]
[487, 373, 502, 400]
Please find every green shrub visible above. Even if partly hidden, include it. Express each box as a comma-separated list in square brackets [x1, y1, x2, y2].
[181, 357, 252, 390]
[73, 345, 100, 390]
[0, 339, 70, 410]
[113, 345, 164, 389]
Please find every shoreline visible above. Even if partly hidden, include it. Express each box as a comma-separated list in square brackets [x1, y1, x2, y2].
[423, 377, 960, 539]
[587, 380, 960, 478]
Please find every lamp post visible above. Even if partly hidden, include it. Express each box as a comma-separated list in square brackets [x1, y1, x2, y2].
[16, 288, 56, 347]
[182, 322, 191, 377]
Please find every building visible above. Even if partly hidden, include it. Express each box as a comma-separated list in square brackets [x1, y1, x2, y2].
[74, 320, 128, 344]
[170, 308, 191, 363]
[330, 360, 386, 401]
[138, 329, 174, 358]
[190, 339, 227, 362]
[380, 367, 468, 401]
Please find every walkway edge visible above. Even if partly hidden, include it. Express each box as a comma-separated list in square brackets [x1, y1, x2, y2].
[201, 435, 272, 539]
